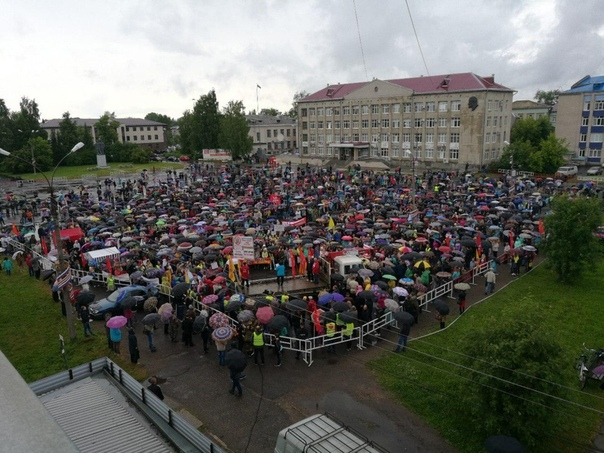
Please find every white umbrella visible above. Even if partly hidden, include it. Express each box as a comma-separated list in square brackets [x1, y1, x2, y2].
[79, 275, 93, 285]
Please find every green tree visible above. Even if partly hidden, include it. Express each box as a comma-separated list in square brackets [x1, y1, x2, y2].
[55, 112, 80, 165]
[259, 107, 281, 116]
[534, 89, 561, 106]
[528, 134, 568, 173]
[95, 112, 120, 148]
[180, 90, 221, 157]
[498, 140, 534, 170]
[145, 112, 175, 147]
[543, 196, 602, 283]
[287, 90, 310, 118]
[511, 116, 553, 148]
[0, 99, 15, 151]
[462, 298, 565, 448]
[6, 137, 53, 173]
[218, 100, 253, 160]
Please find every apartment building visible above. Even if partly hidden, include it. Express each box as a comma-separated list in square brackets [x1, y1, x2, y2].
[246, 114, 297, 157]
[297, 72, 514, 166]
[556, 75, 604, 163]
[41, 117, 167, 152]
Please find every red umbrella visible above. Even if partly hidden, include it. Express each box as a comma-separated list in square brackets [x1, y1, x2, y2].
[256, 306, 275, 324]
[342, 235, 352, 241]
[438, 245, 451, 253]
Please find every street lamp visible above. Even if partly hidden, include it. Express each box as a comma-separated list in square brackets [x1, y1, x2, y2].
[0, 141, 84, 340]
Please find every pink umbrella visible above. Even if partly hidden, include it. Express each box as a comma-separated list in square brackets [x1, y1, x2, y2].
[202, 294, 219, 304]
[209, 312, 230, 329]
[256, 306, 275, 324]
[106, 316, 127, 328]
[342, 235, 353, 241]
[159, 303, 173, 321]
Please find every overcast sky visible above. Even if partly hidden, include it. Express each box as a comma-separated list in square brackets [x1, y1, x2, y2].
[2, 0, 603, 121]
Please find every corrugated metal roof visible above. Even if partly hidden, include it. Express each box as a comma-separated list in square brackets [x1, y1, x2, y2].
[40, 377, 173, 453]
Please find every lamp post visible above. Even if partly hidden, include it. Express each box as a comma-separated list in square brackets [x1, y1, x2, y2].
[17, 129, 39, 174]
[0, 141, 84, 340]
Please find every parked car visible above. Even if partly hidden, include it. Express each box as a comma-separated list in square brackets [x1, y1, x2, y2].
[166, 156, 177, 162]
[555, 165, 578, 178]
[587, 166, 603, 175]
[88, 285, 159, 320]
[179, 155, 191, 162]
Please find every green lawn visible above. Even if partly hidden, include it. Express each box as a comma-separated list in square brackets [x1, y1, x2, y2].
[0, 266, 146, 382]
[10, 162, 184, 181]
[372, 262, 604, 452]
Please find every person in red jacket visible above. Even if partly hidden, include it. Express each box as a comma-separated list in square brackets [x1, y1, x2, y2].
[239, 260, 250, 289]
[25, 253, 34, 277]
[311, 258, 320, 284]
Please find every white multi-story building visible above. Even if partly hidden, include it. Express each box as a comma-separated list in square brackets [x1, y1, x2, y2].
[297, 72, 514, 166]
[41, 117, 167, 152]
[246, 114, 297, 157]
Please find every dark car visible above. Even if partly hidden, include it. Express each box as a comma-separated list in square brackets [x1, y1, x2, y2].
[88, 285, 159, 320]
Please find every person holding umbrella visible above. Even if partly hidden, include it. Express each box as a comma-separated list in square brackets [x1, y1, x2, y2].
[226, 348, 247, 398]
[393, 312, 414, 353]
[80, 305, 95, 337]
[128, 328, 140, 364]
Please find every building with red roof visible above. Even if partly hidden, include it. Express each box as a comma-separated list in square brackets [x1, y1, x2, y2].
[297, 72, 514, 166]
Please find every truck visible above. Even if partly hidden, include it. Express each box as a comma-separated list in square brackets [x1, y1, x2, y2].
[274, 413, 389, 453]
[333, 254, 364, 277]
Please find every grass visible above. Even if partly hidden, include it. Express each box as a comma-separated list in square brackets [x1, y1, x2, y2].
[8, 162, 184, 181]
[371, 262, 604, 452]
[0, 266, 146, 383]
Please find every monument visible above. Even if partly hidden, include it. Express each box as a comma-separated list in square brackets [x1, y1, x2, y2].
[95, 141, 108, 168]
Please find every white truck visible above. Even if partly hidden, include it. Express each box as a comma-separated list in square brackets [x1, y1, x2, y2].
[275, 413, 388, 453]
[333, 254, 364, 277]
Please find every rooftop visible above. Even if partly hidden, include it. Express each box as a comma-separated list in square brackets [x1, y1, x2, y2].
[41, 118, 167, 129]
[301, 72, 513, 103]
[563, 75, 604, 93]
[512, 100, 551, 110]
[246, 114, 296, 126]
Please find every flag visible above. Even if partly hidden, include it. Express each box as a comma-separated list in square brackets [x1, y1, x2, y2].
[11, 223, 19, 236]
[538, 219, 545, 235]
[52, 267, 72, 292]
[105, 256, 112, 275]
[228, 255, 236, 282]
[41, 237, 48, 255]
[257, 84, 261, 89]
[509, 230, 515, 248]
[327, 216, 335, 232]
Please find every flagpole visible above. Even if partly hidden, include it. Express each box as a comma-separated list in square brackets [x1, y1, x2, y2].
[256, 84, 259, 114]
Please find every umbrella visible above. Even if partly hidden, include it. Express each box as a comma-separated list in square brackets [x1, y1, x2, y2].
[318, 293, 335, 306]
[79, 275, 93, 285]
[144, 297, 158, 312]
[484, 435, 526, 453]
[375, 280, 389, 290]
[331, 273, 345, 281]
[358, 290, 375, 300]
[225, 348, 248, 372]
[225, 299, 243, 312]
[286, 298, 308, 312]
[130, 270, 143, 282]
[212, 326, 234, 342]
[393, 311, 414, 325]
[171, 282, 190, 301]
[193, 314, 207, 333]
[120, 296, 138, 310]
[159, 303, 173, 321]
[256, 306, 275, 324]
[106, 315, 128, 328]
[332, 301, 350, 312]
[384, 298, 400, 312]
[436, 271, 451, 278]
[142, 313, 161, 325]
[237, 310, 255, 322]
[41, 269, 56, 281]
[267, 314, 289, 332]
[357, 269, 374, 278]
[522, 245, 536, 252]
[209, 312, 230, 328]
[338, 311, 357, 323]
[433, 300, 450, 316]
[76, 291, 96, 306]
[454, 283, 471, 291]
[392, 287, 409, 297]
[399, 278, 414, 286]
[382, 274, 396, 280]
[202, 294, 219, 305]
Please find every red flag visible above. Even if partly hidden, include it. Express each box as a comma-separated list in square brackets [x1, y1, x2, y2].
[106, 256, 113, 275]
[11, 223, 19, 236]
[41, 237, 48, 255]
[538, 219, 545, 235]
[290, 251, 297, 277]
[509, 230, 515, 248]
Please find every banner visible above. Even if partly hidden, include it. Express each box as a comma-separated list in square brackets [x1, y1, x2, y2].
[52, 267, 72, 292]
[283, 218, 306, 228]
[233, 236, 255, 260]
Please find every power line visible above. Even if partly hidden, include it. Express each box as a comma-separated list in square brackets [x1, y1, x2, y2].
[352, 0, 369, 81]
[404, 0, 430, 77]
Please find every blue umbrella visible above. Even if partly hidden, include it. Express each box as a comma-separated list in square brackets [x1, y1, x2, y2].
[318, 293, 334, 306]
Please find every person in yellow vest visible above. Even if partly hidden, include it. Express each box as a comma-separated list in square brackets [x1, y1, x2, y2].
[325, 321, 337, 353]
[107, 275, 115, 292]
[343, 321, 355, 351]
[252, 326, 265, 365]
[335, 313, 345, 331]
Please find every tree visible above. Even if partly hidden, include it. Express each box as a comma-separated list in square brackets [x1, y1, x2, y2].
[55, 112, 81, 165]
[145, 112, 175, 147]
[95, 112, 120, 147]
[259, 107, 281, 116]
[528, 134, 568, 174]
[462, 298, 565, 448]
[218, 101, 253, 160]
[534, 89, 561, 106]
[5, 137, 53, 173]
[511, 116, 553, 148]
[287, 90, 310, 118]
[542, 196, 602, 283]
[180, 90, 221, 157]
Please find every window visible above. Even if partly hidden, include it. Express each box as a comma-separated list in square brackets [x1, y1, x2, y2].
[326, 122, 332, 129]
[438, 133, 446, 144]
[381, 147, 389, 157]
[126, 136, 130, 141]
[595, 100, 604, 110]
[426, 118, 436, 128]
[392, 146, 400, 157]
[382, 104, 390, 114]
[362, 105, 369, 115]
[381, 133, 389, 142]
[274, 129, 278, 136]
[318, 147, 323, 155]
[493, 117, 498, 127]
[361, 119, 369, 128]
[334, 134, 340, 143]
[126, 126, 130, 132]
[287, 129, 291, 137]
[333, 107, 340, 115]
[310, 134, 316, 142]
[486, 117, 491, 127]
[487, 100, 492, 111]
[280, 129, 284, 135]
[318, 121, 324, 129]
[361, 133, 369, 142]
[392, 119, 400, 128]
[352, 120, 359, 129]
[439, 101, 448, 112]
[451, 117, 461, 128]
[326, 107, 332, 116]
[414, 118, 423, 128]
[437, 146, 445, 159]
[403, 133, 411, 143]
[486, 133, 491, 143]
[343, 106, 350, 115]
[403, 119, 411, 128]
[133, 135, 138, 141]
[343, 134, 350, 142]
[414, 102, 424, 112]
[267, 129, 272, 138]
[154, 126, 158, 131]
[450, 133, 460, 145]
[372, 133, 379, 142]
[426, 102, 435, 112]
[343, 120, 350, 128]
[310, 122, 315, 129]
[426, 133, 434, 144]
[582, 117, 589, 126]
[352, 105, 360, 115]
[584, 100, 591, 111]
[371, 104, 379, 114]
[425, 147, 433, 158]
[317, 107, 324, 116]
[353, 133, 359, 141]
[392, 133, 400, 143]
[301, 108, 308, 117]
[414, 133, 422, 143]
[392, 103, 401, 113]
[382, 119, 390, 128]
[591, 133, 603, 142]
[154, 134, 158, 139]
[318, 134, 324, 143]
[451, 100, 461, 112]
[589, 148, 602, 157]
[147, 126, 151, 131]
[449, 148, 459, 159]
[438, 118, 447, 127]
[309, 108, 315, 116]
[403, 103, 412, 113]
[301, 133, 308, 142]
[594, 116, 604, 126]
[372, 119, 379, 128]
